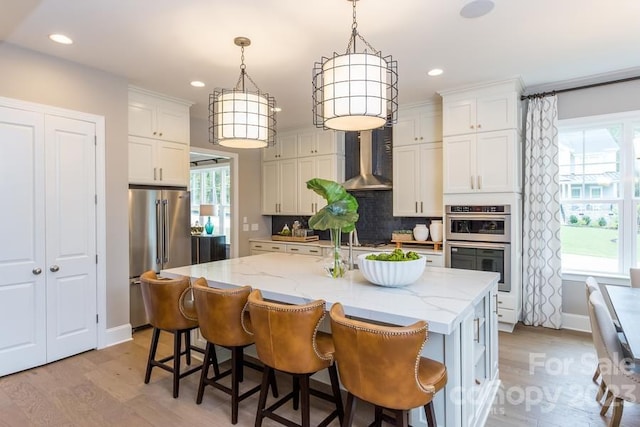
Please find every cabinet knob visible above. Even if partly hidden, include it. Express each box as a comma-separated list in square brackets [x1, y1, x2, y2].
[32, 267, 42, 275]
[470, 125, 475, 129]
[477, 124, 481, 129]
[420, 136, 423, 140]
[50, 265, 60, 272]
[414, 137, 418, 141]
[153, 131, 157, 135]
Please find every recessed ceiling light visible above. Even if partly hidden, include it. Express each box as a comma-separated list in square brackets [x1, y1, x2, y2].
[271, 107, 282, 112]
[49, 34, 73, 45]
[460, 0, 494, 19]
[190, 81, 205, 88]
[428, 68, 444, 77]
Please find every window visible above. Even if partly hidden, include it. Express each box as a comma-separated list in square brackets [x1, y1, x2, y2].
[190, 164, 231, 243]
[559, 112, 640, 275]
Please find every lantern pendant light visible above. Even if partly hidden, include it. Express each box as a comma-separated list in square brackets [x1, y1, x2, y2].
[210, 37, 276, 148]
[312, 0, 398, 131]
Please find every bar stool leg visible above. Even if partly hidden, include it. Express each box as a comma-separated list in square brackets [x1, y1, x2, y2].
[196, 342, 213, 404]
[374, 405, 383, 427]
[185, 330, 192, 365]
[292, 376, 300, 410]
[328, 363, 344, 423]
[424, 401, 436, 427]
[144, 327, 160, 384]
[173, 330, 182, 398]
[268, 368, 279, 398]
[231, 346, 240, 424]
[343, 392, 357, 427]
[299, 374, 311, 427]
[255, 366, 272, 427]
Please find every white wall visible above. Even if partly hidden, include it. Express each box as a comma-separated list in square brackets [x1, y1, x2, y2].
[0, 43, 129, 329]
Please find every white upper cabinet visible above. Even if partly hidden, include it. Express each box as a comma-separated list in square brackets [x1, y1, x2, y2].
[128, 87, 191, 144]
[441, 79, 522, 137]
[127, 87, 192, 186]
[297, 130, 345, 157]
[261, 159, 298, 215]
[263, 133, 298, 161]
[393, 142, 443, 217]
[393, 103, 442, 147]
[440, 79, 523, 194]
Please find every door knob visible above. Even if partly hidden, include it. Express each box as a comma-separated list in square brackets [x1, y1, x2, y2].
[32, 267, 42, 275]
[50, 265, 60, 272]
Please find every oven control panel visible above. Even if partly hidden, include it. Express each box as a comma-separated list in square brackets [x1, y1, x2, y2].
[446, 205, 510, 214]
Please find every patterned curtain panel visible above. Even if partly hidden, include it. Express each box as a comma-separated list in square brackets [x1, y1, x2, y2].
[522, 95, 562, 328]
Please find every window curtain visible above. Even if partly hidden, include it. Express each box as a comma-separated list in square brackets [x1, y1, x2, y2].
[522, 95, 563, 328]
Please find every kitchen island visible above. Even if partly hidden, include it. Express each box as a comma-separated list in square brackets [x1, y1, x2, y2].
[163, 252, 499, 427]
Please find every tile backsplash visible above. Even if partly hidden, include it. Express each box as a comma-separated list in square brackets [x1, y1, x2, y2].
[272, 190, 441, 243]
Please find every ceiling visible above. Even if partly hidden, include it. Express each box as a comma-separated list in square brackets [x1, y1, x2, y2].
[3, 0, 640, 131]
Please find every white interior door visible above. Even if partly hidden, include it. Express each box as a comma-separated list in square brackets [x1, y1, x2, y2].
[44, 115, 97, 362]
[0, 106, 47, 376]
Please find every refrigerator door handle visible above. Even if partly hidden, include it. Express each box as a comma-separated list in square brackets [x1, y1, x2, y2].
[163, 199, 170, 263]
[155, 200, 162, 264]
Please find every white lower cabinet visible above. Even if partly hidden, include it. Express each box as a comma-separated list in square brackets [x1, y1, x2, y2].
[250, 241, 324, 257]
[128, 135, 189, 186]
[393, 142, 443, 216]
[460, 286, 499, 427]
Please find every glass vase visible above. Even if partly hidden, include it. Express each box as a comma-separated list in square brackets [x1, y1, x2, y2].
[324, 228, 345, 278]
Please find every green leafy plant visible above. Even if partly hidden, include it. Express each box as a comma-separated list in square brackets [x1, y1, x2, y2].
[306, 178, 359, 278]
[306, 178, 359, 232]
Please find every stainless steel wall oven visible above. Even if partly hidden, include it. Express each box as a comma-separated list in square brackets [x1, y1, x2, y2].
[445, 205, 511, 292]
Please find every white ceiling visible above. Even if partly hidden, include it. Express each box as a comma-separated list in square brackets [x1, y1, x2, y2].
[3, 0, 640, 131]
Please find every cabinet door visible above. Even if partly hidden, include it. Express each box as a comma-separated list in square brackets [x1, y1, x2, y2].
[128, 136, 156, 184]
[476, 93, 516, 133]
[315, 130, 341, 155]
[419, 143, 443, 217]
[128, 100, 156, 139]
[279, 134, 298, 159]
[279, 159, 298, 214]
[156, 102, 189, 143]
[392, 145, 420, 216]
[443, 99, 476, 136]
[261, 161, 279, 214]
[418, 109, 443, 144]
[475, 130, 514, 192]
[156, 141, 189, 186]
[297, 132, 316, 156]
[297, 156, 317, 215]
[443, 135, 475, 194]
[393, 111, 419, 147]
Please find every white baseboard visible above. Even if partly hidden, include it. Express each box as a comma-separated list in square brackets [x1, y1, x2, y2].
[562, 313, 591, 333]
[100, 323, 133, 348]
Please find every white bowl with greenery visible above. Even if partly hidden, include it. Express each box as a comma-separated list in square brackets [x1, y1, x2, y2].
[357, 250, 426, 287]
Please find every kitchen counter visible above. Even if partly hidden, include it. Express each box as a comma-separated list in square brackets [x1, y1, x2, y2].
[249, 237, 443, 256]
[163, 252, 498, 427]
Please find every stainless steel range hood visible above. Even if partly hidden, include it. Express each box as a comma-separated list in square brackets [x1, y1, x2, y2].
[343, 130, 392, 191]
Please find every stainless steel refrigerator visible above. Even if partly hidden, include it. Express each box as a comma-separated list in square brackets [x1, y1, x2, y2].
[129, 187, 191, 329]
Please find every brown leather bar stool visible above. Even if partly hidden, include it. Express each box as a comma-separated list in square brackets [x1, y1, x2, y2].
[247, 289, 344, 427]
[140, 271, 204, 398]
[329, 302, 447, 427]
[191, 279, 278, 424]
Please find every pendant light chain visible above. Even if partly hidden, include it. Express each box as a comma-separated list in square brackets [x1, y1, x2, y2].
[345, 0, 378, 55]
[234, 43, 261, 92]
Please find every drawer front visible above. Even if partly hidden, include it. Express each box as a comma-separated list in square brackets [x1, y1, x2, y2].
[497, 307, 517, 324]
[422, 254, 444, 267]
[497, 292, 516, 310]
[286, 244, 323, 256]
[250, 242, 286, 252]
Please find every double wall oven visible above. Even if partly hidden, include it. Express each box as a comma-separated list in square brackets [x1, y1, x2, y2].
[445, 205, 511, 292]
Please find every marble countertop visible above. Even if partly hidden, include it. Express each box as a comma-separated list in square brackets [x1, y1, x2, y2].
[163, 252, 497, 335]
[249, 237, 443, 255]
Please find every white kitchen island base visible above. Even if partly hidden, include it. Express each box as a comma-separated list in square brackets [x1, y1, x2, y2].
[163, 252, 500, 427]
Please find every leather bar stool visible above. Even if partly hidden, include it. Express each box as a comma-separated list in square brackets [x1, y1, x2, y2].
[247, 289, 344, 427]
[329, 302, 447, 427]
[140, 271, 204, 398]
[191, 279, 278, 424]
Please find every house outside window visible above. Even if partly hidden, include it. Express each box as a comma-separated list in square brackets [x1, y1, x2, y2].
[190, 164, 231, 243]
[559, 112, 640, 276]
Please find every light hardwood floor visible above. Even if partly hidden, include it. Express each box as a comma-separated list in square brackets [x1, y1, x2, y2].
[1, 324, 639, 426]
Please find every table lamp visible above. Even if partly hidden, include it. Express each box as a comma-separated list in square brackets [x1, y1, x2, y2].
[199, 204, 215, 234]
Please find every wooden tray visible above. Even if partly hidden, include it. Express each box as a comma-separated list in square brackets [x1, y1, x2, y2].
[391, 239, 442, 251]
[271, 235, 319, 242]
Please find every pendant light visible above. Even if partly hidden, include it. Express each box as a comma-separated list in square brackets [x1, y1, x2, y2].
[210, 37, 276, 148]
[312, 0, 398, 131]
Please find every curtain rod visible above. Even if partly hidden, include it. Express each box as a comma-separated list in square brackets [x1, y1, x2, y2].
[520, 75, 640, 100]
